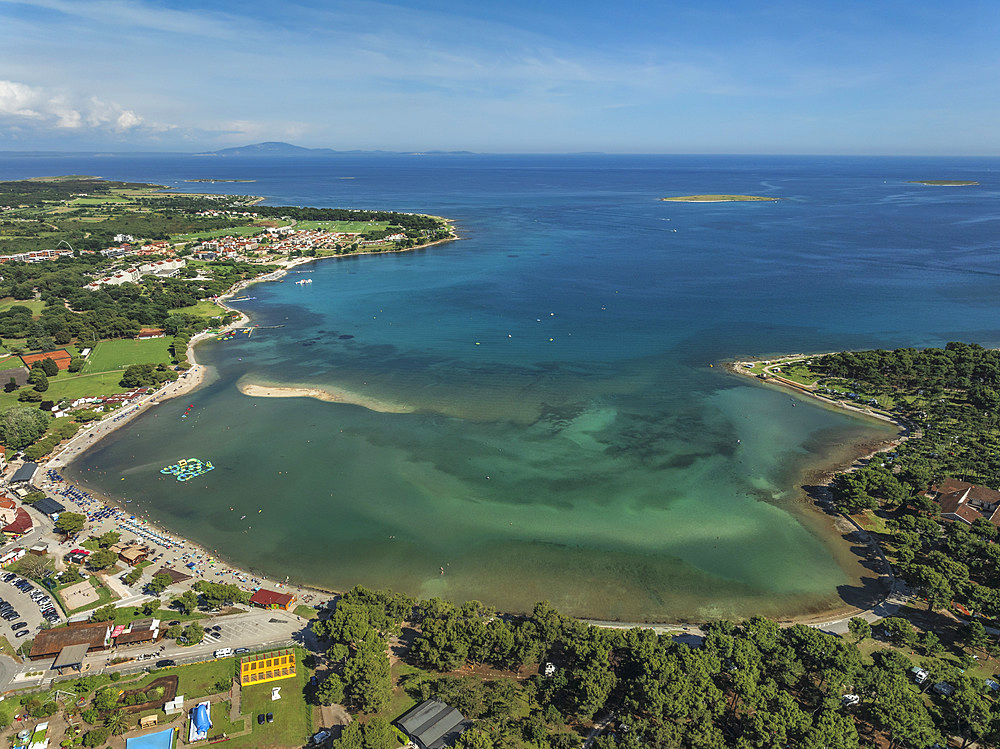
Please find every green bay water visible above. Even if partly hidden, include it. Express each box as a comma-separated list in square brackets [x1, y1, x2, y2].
[27, 153, 998, 621]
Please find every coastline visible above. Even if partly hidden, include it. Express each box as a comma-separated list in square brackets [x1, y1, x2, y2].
[36, 232, 463, 611]
[41, 233, 907, 628]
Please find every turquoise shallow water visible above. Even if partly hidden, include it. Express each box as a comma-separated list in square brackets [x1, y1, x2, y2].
[7, 152, 995, 620]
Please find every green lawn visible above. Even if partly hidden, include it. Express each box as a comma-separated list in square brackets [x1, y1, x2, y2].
[42, 370, 131, 402]
[0, 298, 46, 315]
[172, 226, 263, 241]
[293, 220, 389, 233]
[775, 362, 823, 386]
[227, 664, 311, 749]
[83, 337, 173, 373]
[169, 300, 225, 317]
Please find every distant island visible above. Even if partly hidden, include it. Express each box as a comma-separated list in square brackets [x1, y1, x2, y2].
[184, 179, 256, 183]
[907, 180, 979, 186]
[661, 194, 780, 202]
[201, 141, 475, 157]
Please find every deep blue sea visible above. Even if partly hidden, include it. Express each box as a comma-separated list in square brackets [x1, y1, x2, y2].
[3, 153, 999, 620]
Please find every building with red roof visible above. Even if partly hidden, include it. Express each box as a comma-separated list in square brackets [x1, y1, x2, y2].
[249, 589, 296, 611]
[926, 478, 1000, 527]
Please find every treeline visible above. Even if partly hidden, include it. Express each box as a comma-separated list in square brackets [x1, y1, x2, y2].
[252, 205, 445, 231]
[0, 179, 150, 208]
[818, 342, 1000, 490]
[310, 587, 991, 749]
[0, 258, 271, 344]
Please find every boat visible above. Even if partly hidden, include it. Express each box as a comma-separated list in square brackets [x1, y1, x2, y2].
[294, 278, 313, 285]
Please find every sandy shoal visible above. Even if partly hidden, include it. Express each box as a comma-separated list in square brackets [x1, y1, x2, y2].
[237, 381, 415, 414]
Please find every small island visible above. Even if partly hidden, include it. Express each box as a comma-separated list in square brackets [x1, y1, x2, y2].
[907, 180, 979, 186]
[661, 194, 780, 202]
[184, 178, 257, 183]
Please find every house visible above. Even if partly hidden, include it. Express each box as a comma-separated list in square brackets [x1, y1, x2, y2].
[0, 497, 18, 526]
[249, 588, 296, 610]
[29, 620, 111, 660]
[136, 328, 165, 340]
[3, 506, 33, 538]
[113, 618, 160, 646]
[925, 479, 1000, 527]
[396, 700, 471, 749]
[110, 541, 149, 566]
[10, 462, 39, 485]
[32, 496, 66, 518]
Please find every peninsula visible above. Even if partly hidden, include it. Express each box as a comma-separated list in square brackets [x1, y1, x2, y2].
[661, 194, 780, 202]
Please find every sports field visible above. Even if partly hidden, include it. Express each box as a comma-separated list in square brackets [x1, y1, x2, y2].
[83, 338, 173, 373]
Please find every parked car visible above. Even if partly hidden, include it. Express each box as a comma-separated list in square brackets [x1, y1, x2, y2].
[234, 647, 250, 654]
[156, 659, 176, 668]
[266, 713, 273, 723]
[11, 622, 27, 631]
[1, 573, 16, 583]
[257, 714, 265, 725]
[14, 629, 29, 638]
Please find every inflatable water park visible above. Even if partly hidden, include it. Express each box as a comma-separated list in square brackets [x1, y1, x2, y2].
[161, 458, 215, 482]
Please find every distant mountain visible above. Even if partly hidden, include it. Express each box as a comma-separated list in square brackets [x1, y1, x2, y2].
[203, 142, 336, 157]
[201, 141, 476, 157]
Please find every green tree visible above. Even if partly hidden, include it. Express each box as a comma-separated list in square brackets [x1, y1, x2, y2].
[87, 548, 118, 570]
[847, 617, 871, 643]
[172, 589, 198, 613]
[104, 709, 128, 735]
[141, 599, 161, 616]
[97, 531, 121, 547]
[93, 688, 119, 711]
[964, 619, 989, 653]
[315, 674, 345, 705]
[182, 622, 204, 644]
[91, 605, 115, 622]
[82, 728, 109, 747]
[31, 372, 48, 392]
[147, 573, 174, 595]
[343, 635, 392, 713]
[38, 357, 59, 377]
[0, 405, 49, 448]
[56, 511, 87, 535]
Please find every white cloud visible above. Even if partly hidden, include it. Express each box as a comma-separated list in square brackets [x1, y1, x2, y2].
[0, 79, 153, 133]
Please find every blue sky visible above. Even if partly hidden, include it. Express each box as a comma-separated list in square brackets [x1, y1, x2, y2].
[0, 0, 997, 153]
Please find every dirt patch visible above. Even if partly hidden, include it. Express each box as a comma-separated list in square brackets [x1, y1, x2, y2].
[118, 675, 178, 714]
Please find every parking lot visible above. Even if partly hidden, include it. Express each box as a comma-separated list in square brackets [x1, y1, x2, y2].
[0, 571, 61, 650]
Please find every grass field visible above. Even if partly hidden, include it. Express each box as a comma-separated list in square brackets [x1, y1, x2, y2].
[294, 220, 389, 233]
[83, 337, 173, 373]
[227, 663, 311, 749]
[172, 226, 263, 241]
[0, 298, 46, 315]
[133, 658, 235, 699]
[169, 300, 225, 317]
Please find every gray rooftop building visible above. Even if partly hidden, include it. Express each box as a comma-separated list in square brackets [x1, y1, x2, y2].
[10, 462, 38, 484]
[396, 699, 471, 749]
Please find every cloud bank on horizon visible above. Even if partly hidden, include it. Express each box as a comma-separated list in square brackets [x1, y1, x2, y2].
[0, 0, 997, 154]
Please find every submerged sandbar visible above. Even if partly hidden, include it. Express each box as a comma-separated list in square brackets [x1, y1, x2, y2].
[238, 381, 415, 414]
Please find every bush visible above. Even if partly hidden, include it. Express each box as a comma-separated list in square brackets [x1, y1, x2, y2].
[81, 709, 100, 725]
[68, 358, 84, 373]
[82, 728, 108, 747]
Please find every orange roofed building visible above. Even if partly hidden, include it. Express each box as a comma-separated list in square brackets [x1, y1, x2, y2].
[20, 349, 73, 370]
[249, 589, 296, 610]
[926, 478, 1000, 527]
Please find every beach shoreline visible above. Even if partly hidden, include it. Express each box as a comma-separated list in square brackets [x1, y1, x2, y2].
[40, 239, 908, 628]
